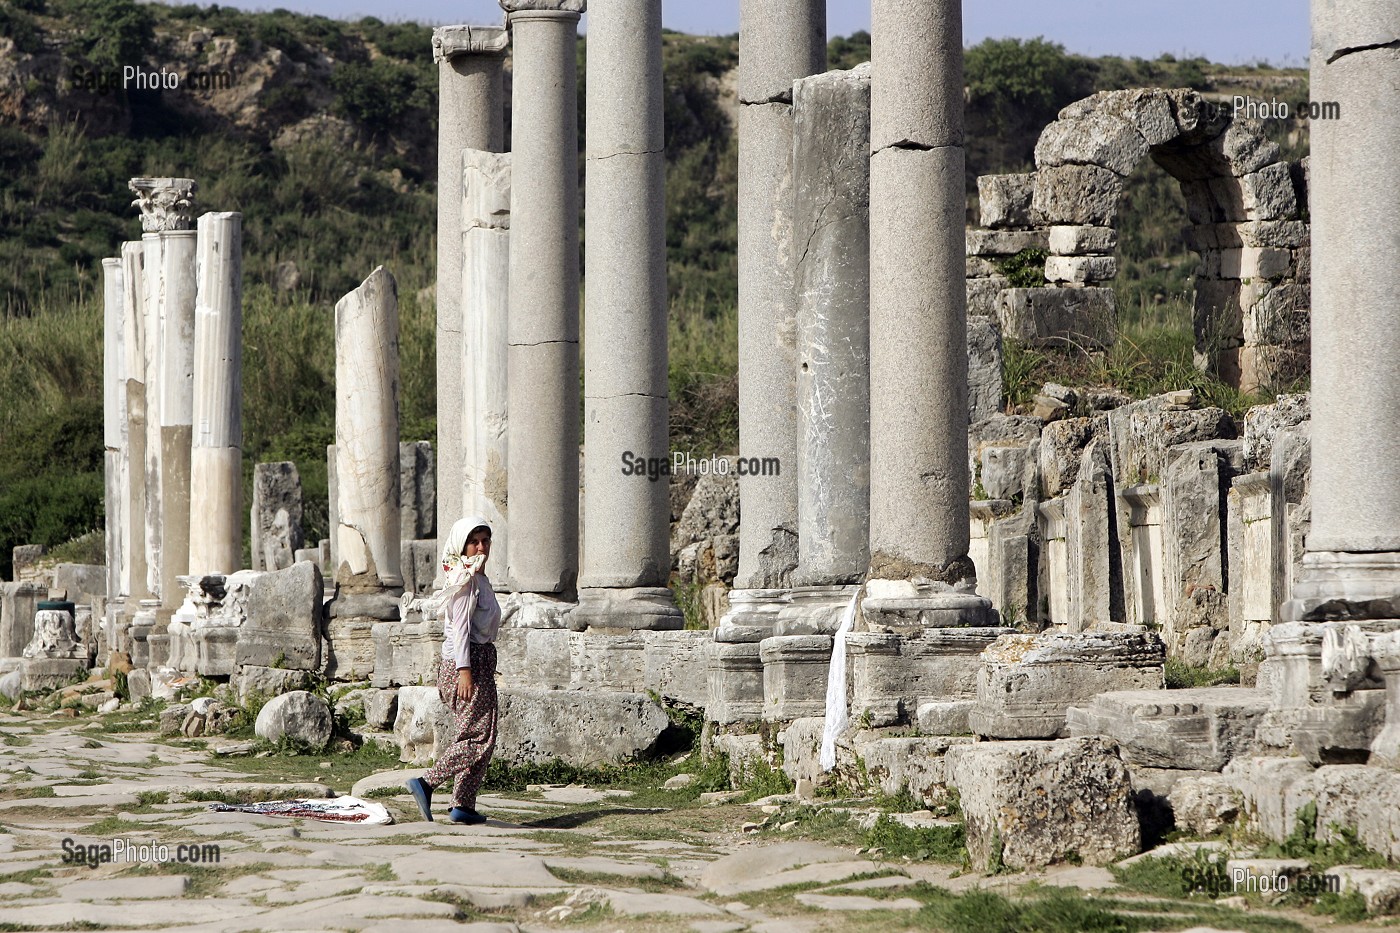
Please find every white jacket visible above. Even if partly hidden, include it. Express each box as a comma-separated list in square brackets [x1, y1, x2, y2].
[441, 574, 502, 670]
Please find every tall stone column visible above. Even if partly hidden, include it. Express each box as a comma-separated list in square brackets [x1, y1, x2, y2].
[113, 240, 148, 658]
[864, 0, 991, 628]
[1286, 2, 1400, 622]
[575, 0, 681, 630]
[501, 0, 583, 596]
[131, 177, 198, 653]
[102, 257, 126, 611]
[733, 0, 825, 592]
[335, 266, 403, 592]
[461, 150, 512, 579]
[793, 64, 872, 589]
[189, 212, 243, 576]
[434, 24, 508, 551]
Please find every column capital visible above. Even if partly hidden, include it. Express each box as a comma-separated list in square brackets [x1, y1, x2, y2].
[128, 177, 197, 232]
[501, 0, 586, 18]
[432, 24, 509, 62]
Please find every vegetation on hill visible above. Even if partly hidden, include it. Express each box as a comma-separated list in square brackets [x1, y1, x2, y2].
[0, 1, 1314, 576]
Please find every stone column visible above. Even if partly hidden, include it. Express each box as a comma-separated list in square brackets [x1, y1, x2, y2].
[575, 0, 681, 630]
[734, 0, 825, 591]
[189, 211, 243, 576]
[1286, 2, 1400, 621]
[113, 240, 149, 659]
[461, 150, 512, 579]
[131, 177, 198, 650]
[863, 0, 991, 628]
[501, 0, 583, 596]
[793, 63, 871, 588]
[434, 24, 508, 550]
[334, 266, 403, 592]
[102, 257, 125, 609]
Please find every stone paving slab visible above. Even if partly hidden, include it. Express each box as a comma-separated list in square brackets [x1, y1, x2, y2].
[391, 850, 563, 887]
[542, 854, 668, 879]
[604, 889, 727, 916]
[795, 892, 923, 911]
[700, 842, 857, 895]
[63, 875, 189, 900]
[0, 897, 265, 927]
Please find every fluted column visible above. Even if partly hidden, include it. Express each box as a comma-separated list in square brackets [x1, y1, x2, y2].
[501, 0, 583, 595]
[461, 150, 512, 578]
[434, 24, 508, 552]
[864, 0, 991, 628]
[734, 0, 825, 591]
[119, 239, 149, 611]
[334, 266, 403, 592]
[574, 0, 681, 630]
[1286, 1, 1400, 621]
[131, 177, 198, 640]
[189, 211, 243, 576]
[102, 257, 125, 608]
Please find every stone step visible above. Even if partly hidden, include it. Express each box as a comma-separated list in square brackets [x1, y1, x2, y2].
[1067, 687, 1270, 771]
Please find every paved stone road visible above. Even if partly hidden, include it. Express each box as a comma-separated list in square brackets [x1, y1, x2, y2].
[0, 710, 1369, 932]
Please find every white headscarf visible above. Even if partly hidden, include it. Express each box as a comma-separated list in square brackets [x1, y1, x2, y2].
[423, 516, 493, 614]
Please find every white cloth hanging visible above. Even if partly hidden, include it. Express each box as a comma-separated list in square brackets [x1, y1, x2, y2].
[819, 588, 861, 772]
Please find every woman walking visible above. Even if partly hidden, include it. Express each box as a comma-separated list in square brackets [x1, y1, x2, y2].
[406, 516, 502, 824]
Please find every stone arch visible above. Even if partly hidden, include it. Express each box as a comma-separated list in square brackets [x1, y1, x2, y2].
[971, 88, 1311, 394]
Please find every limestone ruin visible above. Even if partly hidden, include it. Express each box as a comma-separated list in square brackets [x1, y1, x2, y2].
[3, 0, 1400, 918]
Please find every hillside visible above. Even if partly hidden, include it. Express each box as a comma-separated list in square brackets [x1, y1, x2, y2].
[0, 0, 1313, 576]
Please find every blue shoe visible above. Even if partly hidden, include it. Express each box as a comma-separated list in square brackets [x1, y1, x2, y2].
[406, 777, 434, 822]
[449, 807, 486, 825]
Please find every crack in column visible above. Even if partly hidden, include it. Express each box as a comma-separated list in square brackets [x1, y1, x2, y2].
[1327, 39, 1400, 64]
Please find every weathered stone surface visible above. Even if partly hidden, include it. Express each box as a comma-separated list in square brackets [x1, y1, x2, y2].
[965, 229, 1047, 257]
[1039, 416, 1106, 498]
[1324, 866, 1400, 916]
[1106, 393, 1236, 487]
[235, 561, 323, 671]
[398, 441, 435, 543]
[393, 685, 451, 766]
[1044, 255, 1117, 284]
[970, 631, 1166, 739]
[251, 462, 303, 573]
[1170, 772, 1245, 836]
[1, 583, 44, 660]
[497, 688, 669, 767]
[759, 634, 831, 721]
[977, 173, 1034, 229]
[1032, 164, 1125, 226]
[848, 628, 1013, 727]
[1035, 110, 1149, 177]
[1161, 441, 1240, 665]
[1048, 225, 1118, 256]
[255, 690, 333, 749]
[967, 317, 1003, 425]
[998, 287, 1116, 349]
[235, 665, 310, 701]
[966, 275, 1008, 316]
[707, 640, 764, 724]
[947, 737, 1141, 869]
[1242, 394, 1310, 472]
[371, 613, 442, 689]
[1067, 688, 1270, 771]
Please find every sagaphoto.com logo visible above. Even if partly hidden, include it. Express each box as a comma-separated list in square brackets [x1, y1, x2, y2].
[61, 836, 221, 867]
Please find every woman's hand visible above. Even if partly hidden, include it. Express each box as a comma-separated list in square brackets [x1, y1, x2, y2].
[454, 668, 473, 707]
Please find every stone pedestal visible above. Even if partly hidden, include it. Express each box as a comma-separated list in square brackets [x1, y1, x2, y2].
[793, 64, 871, 587]
[715, 588, 788, 644]
[1372, 632, 1400, 769]
[0, 582, 44, 661]
[21, 604, 87, 690]
[502, 0, 583, 596]
[434, 24, 507, 551]
[774, 585, 857, 636]
[760, 634, 832, 721]
[1067, 687, 1270, 771]
[847, 627, 1013, 728]
[371, 602, 444, 689]
[860, 579, 994, 633]
[129, 598, 160, 669]
[707, 640, 765, 724]
[734, 0, 824, 590]
[189, 211, 243, 576]
[460, 150, 512, 583]
[573, 588, 682, 632]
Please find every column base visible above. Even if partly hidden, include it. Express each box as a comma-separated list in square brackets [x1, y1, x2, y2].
[861, 579, 995, 633]
[571, 587, 683, 632]
[129, 599, 160, 669]
[759, 634, 832, 722]
[847, 627, 1014, 727]
[775, 585, 859, 636]
[707, 641, 765, 724]
[326, 589, 401, 681]
[1285, 551, 1400, 622]
[715, 588, 789, 643]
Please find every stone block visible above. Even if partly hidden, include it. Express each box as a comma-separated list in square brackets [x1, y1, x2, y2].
[20, 657, 87, 692]
[1243, 284, 1310, 346]
[967, 316, 1004, 424]
[254, 690, 333, 749]
[393, 685, 453, 766]
[499, 591, 576, 630]
[1324, 867, 1400, 916]
[1238, 220, 1309, 249]
[641, 630, 711, 708]
[848, 628, 1013, 727]
[1044, 254, 1117, 284]
[193, 626, 238, 677]
[235, 561, 323, 671]
[970, 631, 1166, 739]
[52, 564, 106, 606]
[11, 544, 45, 581]
[398, 440, 435, 542]
[365, 689, 398, 730]
[1048, 225, 1117, 256]
[251, 461, 303, 572]
[965, 229, 1047, 258]
[966, 276, 1008, 316]
[860, 735, 972, 801]
[1239, 163, 1299, 221]
[760, 634, 832, 721]
[0, 582, 43, 660]
[1032, 164, 1125, 226]
[980, 446, 1029, 501]
[1242, 394, 1310, 472]
[1106, 394, 1236, 488]
[236, 665, 310, 701]
[671, 468, 740, 552]
[399, 539, 438, 598]
[946, 737, 1142, 869]
[915, 699, 975, 735]
[1034, 110, 1148, 177]
[707, 640, 763, 724]
[1169, 772, 1244, 836]
[1039, 416, 1104, 498]
[775, 586, 857, 636]
[977, 173, 1035, 229]
[325, 615, 376, 682]
[1066, 687, 1270, 771]
[371, 613, 444, 688]
[998, 287, 1116, 349]
[497, 688, 670, 767]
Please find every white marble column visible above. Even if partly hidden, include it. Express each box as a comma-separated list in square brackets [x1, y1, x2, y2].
[131, 177, 198, 638]
[575, 0, 681, 629]
[434, 24, 508, 549]
[501, 0, 583, 595]
[334, 266, 403, 592]
[793, 64, 872, 588]
[119, 240, 149, 609]
[102, 257, 125, 606]
[1286, 1, 1400, 621]
[864, 0, 991, 628]
[461, 150, 512, 580]
[189, 211, 243, 576]
[734, 0, 825, 592]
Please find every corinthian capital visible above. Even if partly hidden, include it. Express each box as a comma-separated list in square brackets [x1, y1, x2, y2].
[129, 177, 198, 233]
[432, 24, 510, 62]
